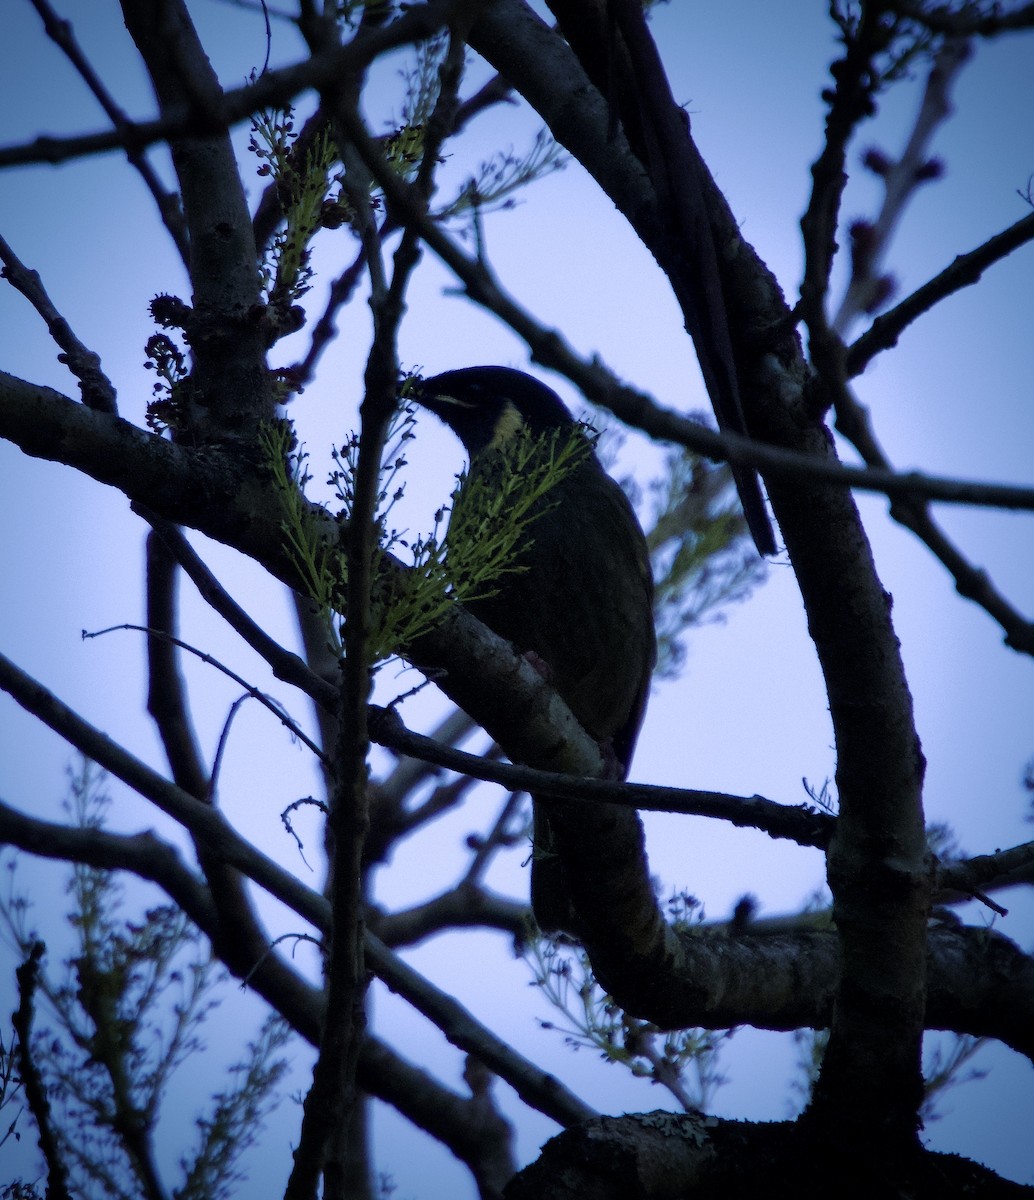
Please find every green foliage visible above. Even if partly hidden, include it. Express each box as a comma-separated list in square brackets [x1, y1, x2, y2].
[250, 105, 341, 312]
[260, 405, 593, 665]
[443, 419, 593, 596]
[0, 760, 289, 1200]
[645, 448, 765, 678]
[394, 32, 563, 218]
[395, 31, 448, 152]
[527, 931, 730, 1113]
[174, 1016, 291, 1200]
[437, 128, 564, 218]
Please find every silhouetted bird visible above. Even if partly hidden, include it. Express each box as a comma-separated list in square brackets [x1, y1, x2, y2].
[412, 366, 656, 933]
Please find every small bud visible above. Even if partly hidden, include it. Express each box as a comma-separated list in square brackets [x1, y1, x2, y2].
[865, 274, 897, 314]
[848, 220, 876, 273]
[914, 157, 945, 183]
[861, 146, 892, 176]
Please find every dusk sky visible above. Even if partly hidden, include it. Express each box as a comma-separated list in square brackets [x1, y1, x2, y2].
[1, 2, 1032, 1194]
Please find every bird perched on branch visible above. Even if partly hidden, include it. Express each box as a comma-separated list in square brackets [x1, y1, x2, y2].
[411, 366, 656, 934]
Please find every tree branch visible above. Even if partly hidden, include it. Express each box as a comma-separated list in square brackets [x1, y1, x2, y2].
[0, 652, 596, 1130]
[0, 798, 549, 1181]
[0, 2, 459, 169]
[13, 941, 72, 1200]
[27, 0, 189, 264]
[0, 234, 117, 413]
[833, 38, 970, 334]
[846, 209, 1034, 374]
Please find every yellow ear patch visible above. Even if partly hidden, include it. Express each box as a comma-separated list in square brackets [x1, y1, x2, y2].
[489, 401, 526, 448]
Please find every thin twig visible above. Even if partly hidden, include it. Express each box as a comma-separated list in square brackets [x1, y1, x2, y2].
[847, 209, 1034, 374]
[138, 510, 340, 712]
[82, 622, 326, 760]
[28, 0, 189, 264]
[0, 3, 457, 169]
[0, 653, 597, 1128]
[0, 233, 117, 412]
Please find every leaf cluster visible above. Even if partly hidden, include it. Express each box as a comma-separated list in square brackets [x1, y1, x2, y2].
[250, 104, 343, 314]
[527, 933, 730, 1113]
[0, 761, 288, 1200]
[261, 407, 594, 665]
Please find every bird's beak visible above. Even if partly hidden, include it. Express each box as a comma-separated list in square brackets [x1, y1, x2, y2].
[421, 390, 474, 409]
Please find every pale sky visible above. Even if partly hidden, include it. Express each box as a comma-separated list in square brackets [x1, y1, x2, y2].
[1, 2, 1033, 1194]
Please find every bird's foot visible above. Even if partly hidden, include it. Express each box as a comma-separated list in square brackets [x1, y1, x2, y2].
[597, 738, 625, 780]
[522, 649, 555, 682]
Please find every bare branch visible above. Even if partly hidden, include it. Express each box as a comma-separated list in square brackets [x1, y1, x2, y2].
[847, 209, 1034, 374]
[140, 511, 339, 713]
[938, 839, 1034, 900]
[0, 2, 459, 170]
[145, 532, 210, 797]
[0, 798, 217, 932]
[84, 619, 325, 760]
[800, 4, 894, 335]
[893, 1, 1034, 36]
[13, 941, 73, 1200]
[371, 884, 529, 948]
[27, 0, 189, 264]
[0, 799, 557, 1176]
[822, 359, 1034, 658]
[365, 931, 597, 1127]
[833, 38, 970, 333]
[0, 655, 598, 1128]
[0, 233, 117, 412]
[366, 705, 833, 849]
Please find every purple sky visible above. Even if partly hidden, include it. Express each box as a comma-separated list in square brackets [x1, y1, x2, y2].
[2, 2, 1033, 1193]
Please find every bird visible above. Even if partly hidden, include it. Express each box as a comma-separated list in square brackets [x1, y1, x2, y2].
[411, 366, 656, 934]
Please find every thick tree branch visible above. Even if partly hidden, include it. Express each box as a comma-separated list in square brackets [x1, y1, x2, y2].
[0, 799, 539, 1182]
[0, 798, 218, 933]
[371, 884, 530, 948]
[939, 840, 1034, 900]
[546, 0, 774, 553]
[0, 651, 595, 1130]
[122, 0, 272, 435]
[470, 0, 931, 1155]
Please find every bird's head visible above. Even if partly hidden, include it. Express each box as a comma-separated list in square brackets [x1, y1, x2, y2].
[410, 366, 576, 456]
